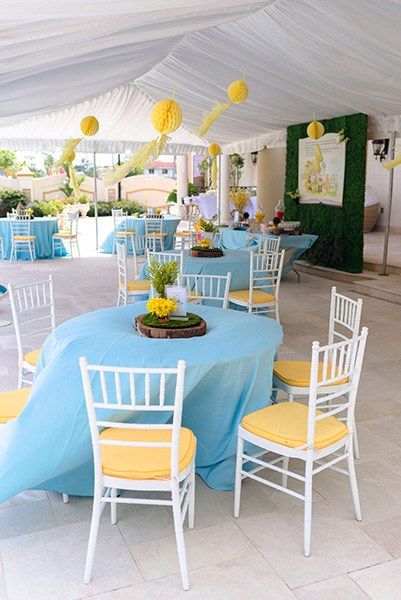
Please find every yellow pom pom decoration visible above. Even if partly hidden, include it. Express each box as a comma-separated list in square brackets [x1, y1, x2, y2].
[106, 97, 184, 185]
[227, 80, 248, 104]
[151, 98, 182, 134]
[307, 120, 325, 140]
[80, 115, 99, 137]
[208, 143, 221, 158]
[197, 78, 249, 137]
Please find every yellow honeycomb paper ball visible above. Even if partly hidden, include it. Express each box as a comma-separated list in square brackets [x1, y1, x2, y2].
[151, 98, 183, 134]
[208, 143, 221, 157]
[227, 80, 248, 104]
[306, 120, 325, 140]
[80, 116, 99, 136]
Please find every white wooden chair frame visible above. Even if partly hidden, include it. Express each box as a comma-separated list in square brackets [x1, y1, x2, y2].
[234, 327, 368, 557]
[273, 287, 363, 457]
[8, 213, 35, 261]
[112, 210, 135, 254]
[0, 234, 4, 260]
[116, 240, 150, 306]
[8, 276, 68, 502]
[180, 272, 232, 309]
[259, 234, 281, 255]
[174, 220, 197, 250]
[229, 250, 285, 322]
[80, 358, 195, 591]
[52, 210, 80, 259]
[145, 214, 166, 252]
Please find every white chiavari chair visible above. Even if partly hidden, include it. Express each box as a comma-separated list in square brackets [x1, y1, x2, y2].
[259, 234, 280, 254]
[234, 328, 368, 557]
[52, 210, 80, 259]
[112, 209, 136, 254]
[180, 273, 232, 308]
[174, 220, 197, 250]
[273, 286, 363, 457]
[80, 358, 196, 590]
[8, 213, 35, 261]
[145, 214, 167, 251]
[228, 250, 285, 322]
[116, 240, 150, 306]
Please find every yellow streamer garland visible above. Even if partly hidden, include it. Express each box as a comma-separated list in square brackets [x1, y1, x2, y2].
[55, 115, 99, 167]
[383, 153, 401, 170]
[197, 79, 248, 137]
[69, 164, 81, 198]
[208, 143, 221, 189]
[106, 98, 182, 185]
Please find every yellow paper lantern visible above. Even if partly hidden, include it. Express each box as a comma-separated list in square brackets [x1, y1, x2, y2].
[227, 80, 249, 104]
[80, 115, 99, 137]
[307, 120, 324, 140]
[208, 143, 221, 157]
[151, 98, 182, 134]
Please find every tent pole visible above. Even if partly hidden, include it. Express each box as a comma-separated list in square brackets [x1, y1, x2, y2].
[93, 151, 99, 251]
[380, 130, 396, 276]
[117, 153, 121, 199]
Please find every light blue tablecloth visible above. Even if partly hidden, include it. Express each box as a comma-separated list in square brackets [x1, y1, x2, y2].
[0, 303, 282, 500]
[100, 216, 180, 254]
[0, 217, 60, 260]
[219, 229, 318, 276]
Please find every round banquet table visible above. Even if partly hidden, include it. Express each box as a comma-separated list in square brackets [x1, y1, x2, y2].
[100, 215, 180, 254]
[0, 217, 60, 260]
[0, 303, 282, 501]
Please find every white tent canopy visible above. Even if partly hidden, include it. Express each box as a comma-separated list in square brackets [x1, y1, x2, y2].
[1, 0, 401, 153]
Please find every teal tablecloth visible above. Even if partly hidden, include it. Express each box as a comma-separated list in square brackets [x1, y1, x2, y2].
[100, 216, 180, 254]
[219, 229, 318, 276]
[0, 303, 282, 500]
[0, 217, 60, 260]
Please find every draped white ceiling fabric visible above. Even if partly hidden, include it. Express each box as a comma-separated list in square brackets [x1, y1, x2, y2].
[1, 0, 401, 154]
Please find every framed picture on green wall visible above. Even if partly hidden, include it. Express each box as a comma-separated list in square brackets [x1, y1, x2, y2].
[298, 133, 346, 206]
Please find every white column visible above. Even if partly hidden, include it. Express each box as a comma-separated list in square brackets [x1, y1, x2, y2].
[218, 154, 231, 223]
[176, 155, 188, 202]
[256, 147, 286, 219]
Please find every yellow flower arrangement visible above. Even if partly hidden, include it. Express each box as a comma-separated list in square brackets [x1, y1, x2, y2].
[230, 188, 250, 213]
[255, 210, 265, 224]
[147, 297, 177, 319]
[199, 238, 211, 248]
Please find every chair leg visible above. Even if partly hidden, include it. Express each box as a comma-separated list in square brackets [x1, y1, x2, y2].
[234, 435, 244, 518]
[353, 422, 360, 460]
[303, 456, 313, 557]
[172, 482, 190, 591]
[110, 488, 117, 525]
[84, 490, 103, 584]
[62, 493, 69, 503]
[347, 438, 362, 521]
[282, 457, 289, 488]
[188, 466, 195, 529]
[17, 365, 23, 389]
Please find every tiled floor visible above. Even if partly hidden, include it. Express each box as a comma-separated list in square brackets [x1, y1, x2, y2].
[364, 229, 401, 268]
[1, 253, 401, 599]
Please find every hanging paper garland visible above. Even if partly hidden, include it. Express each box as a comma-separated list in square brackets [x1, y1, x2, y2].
[68, 164, 81, 198]
[55, 116, 99, 167]
[208, 143, 221, 189]
[307, 119, 325, 140]
[197, 79, 249, 137]
[106, 98, 182, 185]
[383, 153, 401, 170]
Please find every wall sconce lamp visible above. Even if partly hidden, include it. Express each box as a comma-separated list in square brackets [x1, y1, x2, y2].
[372, 139, 389, 161]
[251, 151, 258, 166]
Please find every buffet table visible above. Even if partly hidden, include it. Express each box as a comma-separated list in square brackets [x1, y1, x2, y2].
[0, 303, 282, 500]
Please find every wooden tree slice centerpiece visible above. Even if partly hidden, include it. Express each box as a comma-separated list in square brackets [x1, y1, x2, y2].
[136, 313, 207, 339]
[190, 246, 224, 258]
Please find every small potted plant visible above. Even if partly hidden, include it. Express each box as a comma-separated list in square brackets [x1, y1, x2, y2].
[147, 258, 179, 298]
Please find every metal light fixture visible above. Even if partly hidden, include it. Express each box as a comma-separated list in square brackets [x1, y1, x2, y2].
[251, 151, 258, 166]
[372, 139, 389, 161]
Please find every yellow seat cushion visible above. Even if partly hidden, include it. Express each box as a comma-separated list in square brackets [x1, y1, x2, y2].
[274, 360, 348, 388]
[242, 402, 348, 450]
[24, 348, 41, 366]
[13, 235, 35, 241]
[100, 427, 196, 480]
[174, 231, 190, 237]
[53, 231, 77, 238]
[0, 387, 31, 424]
[147, 232, 167, 237]
[122, 279, 151, 292]
[116, 231, 136, 237]
[188, 290, 202, 302]
[229, 289, 276, 304]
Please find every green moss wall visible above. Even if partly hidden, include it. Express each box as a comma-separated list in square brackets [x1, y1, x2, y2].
[284, 113, 367, 273]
